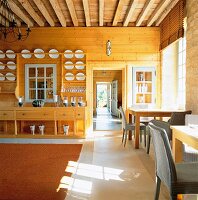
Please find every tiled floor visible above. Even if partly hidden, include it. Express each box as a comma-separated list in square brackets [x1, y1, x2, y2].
[93, 107, 122, 131]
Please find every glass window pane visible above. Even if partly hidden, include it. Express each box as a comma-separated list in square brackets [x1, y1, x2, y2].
[38, 89, 45, 99]
[46, 79, 53, 88]
[178, 53, 182, 65]
[46, 90, 53, 99]
[37, 68, 44, 77]
[29, 90, 36, 99]
[29, 79, 36, 88]
[46, 68, 53, 77]
[37, 79, 45, 88]
[29, 68, 36, 77]
[178, 66, 182, 78]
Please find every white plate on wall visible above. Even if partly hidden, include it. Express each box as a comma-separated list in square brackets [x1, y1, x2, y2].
[0, 50, 5, 59]
[21, 49, 32, 59]
[64, 61, 74, 69]
[76, 72, 86, 81]
[0, 62, 5, 70]
[6, 50, 16, 59]
[5, 72, 16, 81]
[49, 49, 59, 59]
[65, 73, 74, 81]
[64, 50, 73, 59]
[7, 61, 16, 70]
[0, 73, 5, 81]
[34, 48, 45, 58]
[75, 50, 84, 59]
[75, 61, 85, 70]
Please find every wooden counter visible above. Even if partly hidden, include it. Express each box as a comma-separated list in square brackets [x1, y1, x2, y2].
[0, 107, 86, 138]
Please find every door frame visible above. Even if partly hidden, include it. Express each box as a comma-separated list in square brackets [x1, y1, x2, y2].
[86, 62, 127, 134]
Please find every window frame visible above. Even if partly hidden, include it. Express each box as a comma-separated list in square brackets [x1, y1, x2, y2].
[25, 64, 56, 102]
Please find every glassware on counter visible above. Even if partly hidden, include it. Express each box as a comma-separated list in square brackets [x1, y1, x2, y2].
[71, 96, 76, 107]
[18, 96, 24, 107]
[63, 97, 68, 107]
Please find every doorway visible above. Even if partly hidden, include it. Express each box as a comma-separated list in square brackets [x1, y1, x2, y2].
[93, 70, 122, 131]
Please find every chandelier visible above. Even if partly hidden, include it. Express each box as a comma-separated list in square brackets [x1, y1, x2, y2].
[0, 0, 30, 42]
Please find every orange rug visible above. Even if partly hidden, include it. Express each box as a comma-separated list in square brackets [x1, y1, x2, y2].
[0, 144, 82, 200]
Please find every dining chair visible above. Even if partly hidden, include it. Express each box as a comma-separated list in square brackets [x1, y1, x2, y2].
[147, 111, 192, 154]
[148, 122, 198, 200]
[119, 106, 146, 147]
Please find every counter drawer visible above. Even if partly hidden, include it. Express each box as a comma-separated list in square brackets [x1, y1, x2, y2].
[0, 111, 15, 120]
[76, 109, 85, 119]
[56, 109, 75, 120]
[16, 111, 55, 120]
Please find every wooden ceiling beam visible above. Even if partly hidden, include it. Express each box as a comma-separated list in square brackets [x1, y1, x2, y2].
[17, 0, 44, 26]
[147, 0, 172, 26]
[99, 0, 104, 26]
[112, 0, 125, 26]
[8, 0, 34, 27]
[155, 0, 179, 26]
[136, 0, 155, 26]
[32, 0, 55, 26]
[123, 0, 138, 27]
[49, 0, 66, 27]
[65, 0, 78, 27]
[82, 0, 91, 26]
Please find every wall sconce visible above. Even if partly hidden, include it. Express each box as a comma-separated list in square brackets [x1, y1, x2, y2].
[106, 40, 111, 56]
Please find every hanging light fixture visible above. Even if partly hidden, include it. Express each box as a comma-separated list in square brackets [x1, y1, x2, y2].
[106, 40, 111, 56]
[0, 0, 31, 42]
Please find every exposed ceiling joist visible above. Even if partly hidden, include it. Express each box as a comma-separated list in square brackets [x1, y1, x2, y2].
[49, 0, 66, 27]
[155, 0, 179, 26]
[82, 0, 91, 26]
[33, 0, 55, 26]
[65, 0, 78, 27]
[99, 0, 104, 26]
[136, 0, 155, 26]
[113, 0, 125, 26]
[123, 0, 138, 27]
[147, 0, 172, 26]
[8, 0, 34, 27]
[0, 9, 21, 26]
[17, 0, 45, 26]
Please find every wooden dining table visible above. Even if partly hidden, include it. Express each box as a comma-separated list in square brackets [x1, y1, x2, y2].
[126, 108, 177, 149]
[171, 126, 198, 163]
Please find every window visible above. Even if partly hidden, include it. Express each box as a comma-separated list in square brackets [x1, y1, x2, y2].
[177, 36, 186, 109]
[25, 64, 56, 102]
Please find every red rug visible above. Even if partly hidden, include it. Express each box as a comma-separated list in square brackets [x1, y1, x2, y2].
[0, 144, 82, 200]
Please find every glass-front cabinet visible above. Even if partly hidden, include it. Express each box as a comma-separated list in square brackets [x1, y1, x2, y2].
[25, 64, 56, 102]
[132, 67, 156, 105]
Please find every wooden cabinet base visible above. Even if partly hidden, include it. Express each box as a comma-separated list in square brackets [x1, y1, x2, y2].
[0, 107, 86, 139]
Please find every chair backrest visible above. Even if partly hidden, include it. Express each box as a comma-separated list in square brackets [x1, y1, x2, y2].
[119, 106, 127, 129]
[149, 119, 172, 141]
[168, 110, 192, 125]
[185, 114, 198, 125]
[148, 122, 177, 191]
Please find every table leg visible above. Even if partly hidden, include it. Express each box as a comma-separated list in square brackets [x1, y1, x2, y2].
[135, 115, 140, 149]
[172, 135, 183, 163]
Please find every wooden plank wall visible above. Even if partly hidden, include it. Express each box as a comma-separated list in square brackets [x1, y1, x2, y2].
[0, 27, 160, 132]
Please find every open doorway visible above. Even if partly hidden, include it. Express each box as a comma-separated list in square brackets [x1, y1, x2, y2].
[93, 70, 122, 131]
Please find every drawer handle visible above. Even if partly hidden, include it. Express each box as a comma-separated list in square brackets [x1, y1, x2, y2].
[22, 113, 25, 116]
[78, 114, 80, 116]
[3, 113, 7, 116]
[63, 114, 66, 116]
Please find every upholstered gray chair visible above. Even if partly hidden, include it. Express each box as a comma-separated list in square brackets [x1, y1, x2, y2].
[147, 111, 192, 154]
[119, 106, 146, 147]
[148, 122, 198, 200]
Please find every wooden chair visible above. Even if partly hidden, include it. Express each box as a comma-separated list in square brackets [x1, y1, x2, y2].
[119, 106, 146, 147]
[148, 122, 198, 200]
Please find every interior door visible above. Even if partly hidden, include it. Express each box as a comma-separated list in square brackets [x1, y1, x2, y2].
[111, 80, 118, 116]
